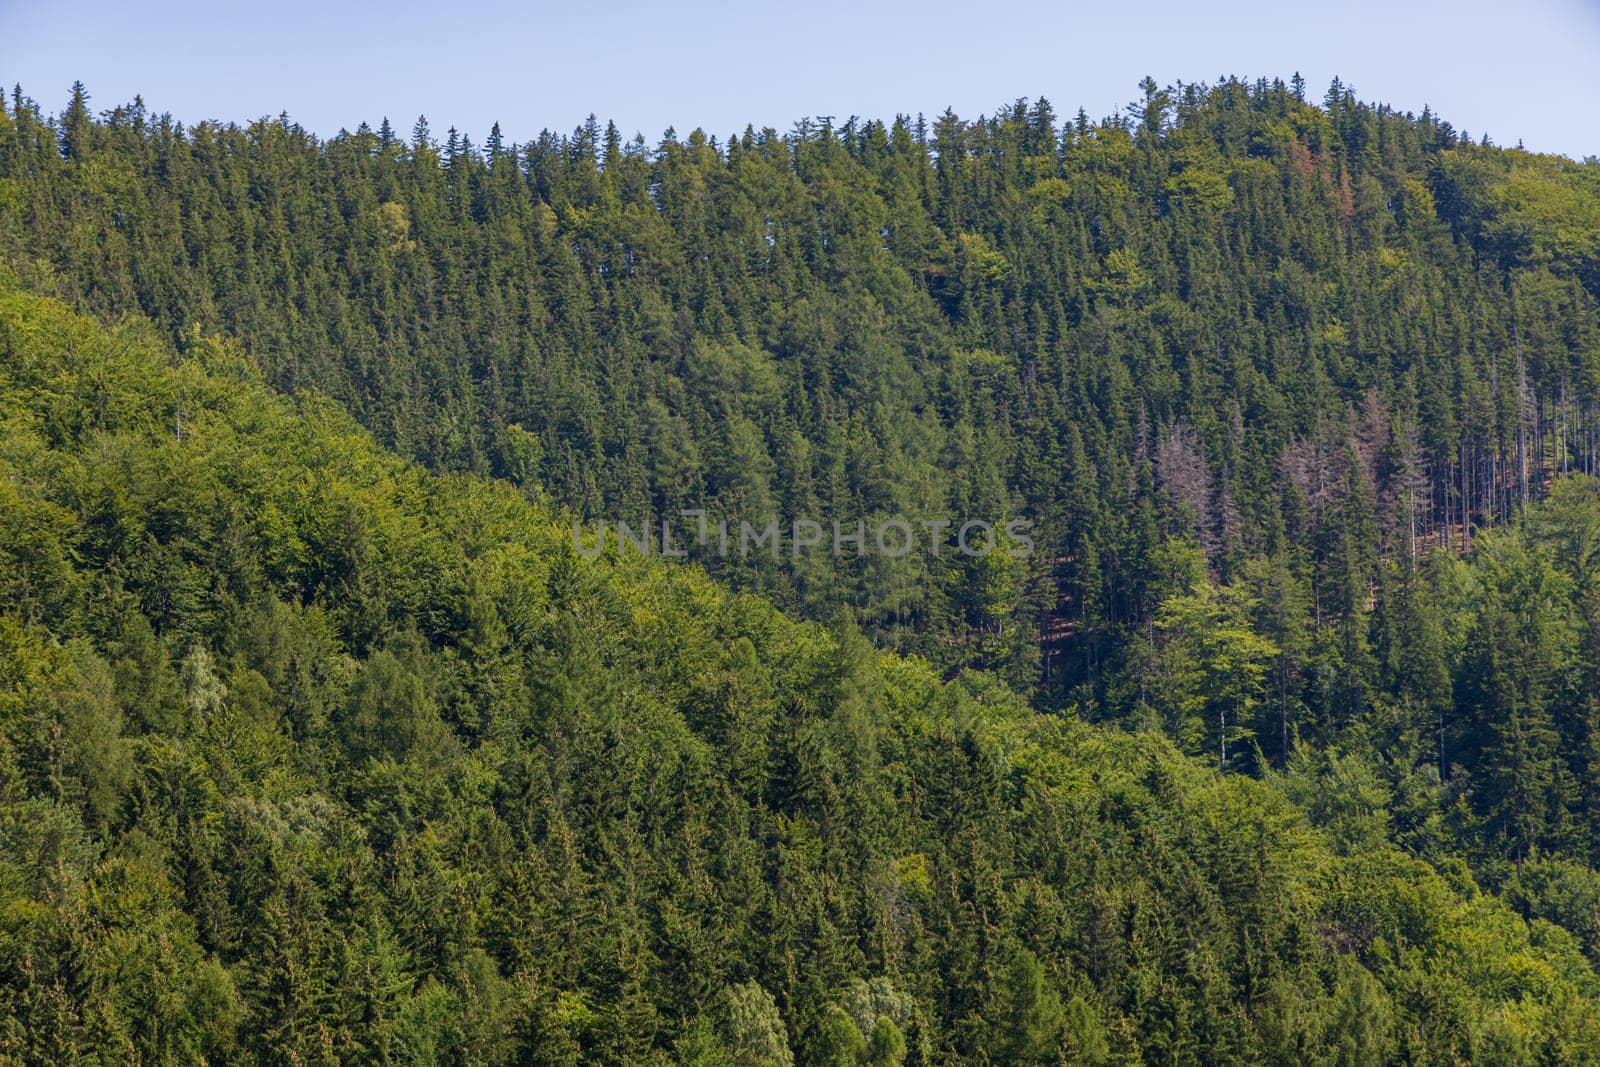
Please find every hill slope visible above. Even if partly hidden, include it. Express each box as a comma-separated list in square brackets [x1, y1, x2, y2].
[4, 76, 1599, 699]
[4, 280, 1600, 1061]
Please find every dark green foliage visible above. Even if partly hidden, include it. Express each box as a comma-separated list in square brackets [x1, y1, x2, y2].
[4, 283, 1600, 1061]
[4, 72, 1600, 1062]
[6, 77, 1599, 706]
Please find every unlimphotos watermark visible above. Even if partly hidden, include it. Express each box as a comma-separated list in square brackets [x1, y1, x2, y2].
[573, 512, 1034, 560]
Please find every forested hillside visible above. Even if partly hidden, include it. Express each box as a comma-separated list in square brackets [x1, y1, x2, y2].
[3, 73, 1600, 1062]
[5, 76, 1600, 681]
[4, 77, 1600, 870]
[5, 274, 1600, 1063]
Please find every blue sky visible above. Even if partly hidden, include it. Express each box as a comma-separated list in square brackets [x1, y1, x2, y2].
[3, 0, 1598, 158]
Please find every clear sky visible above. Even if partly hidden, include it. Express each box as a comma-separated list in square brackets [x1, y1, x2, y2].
[3, 0, 1598, 159]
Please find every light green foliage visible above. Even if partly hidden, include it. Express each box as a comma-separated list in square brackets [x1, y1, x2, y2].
[726, 982, 793, 1067]
[3, 75, 1600, 1064]
[1149, 570, 1279, 767]
[1, 281, 1598, 1061]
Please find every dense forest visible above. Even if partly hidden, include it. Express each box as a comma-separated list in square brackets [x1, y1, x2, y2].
[2, 75, 1600, 1062]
